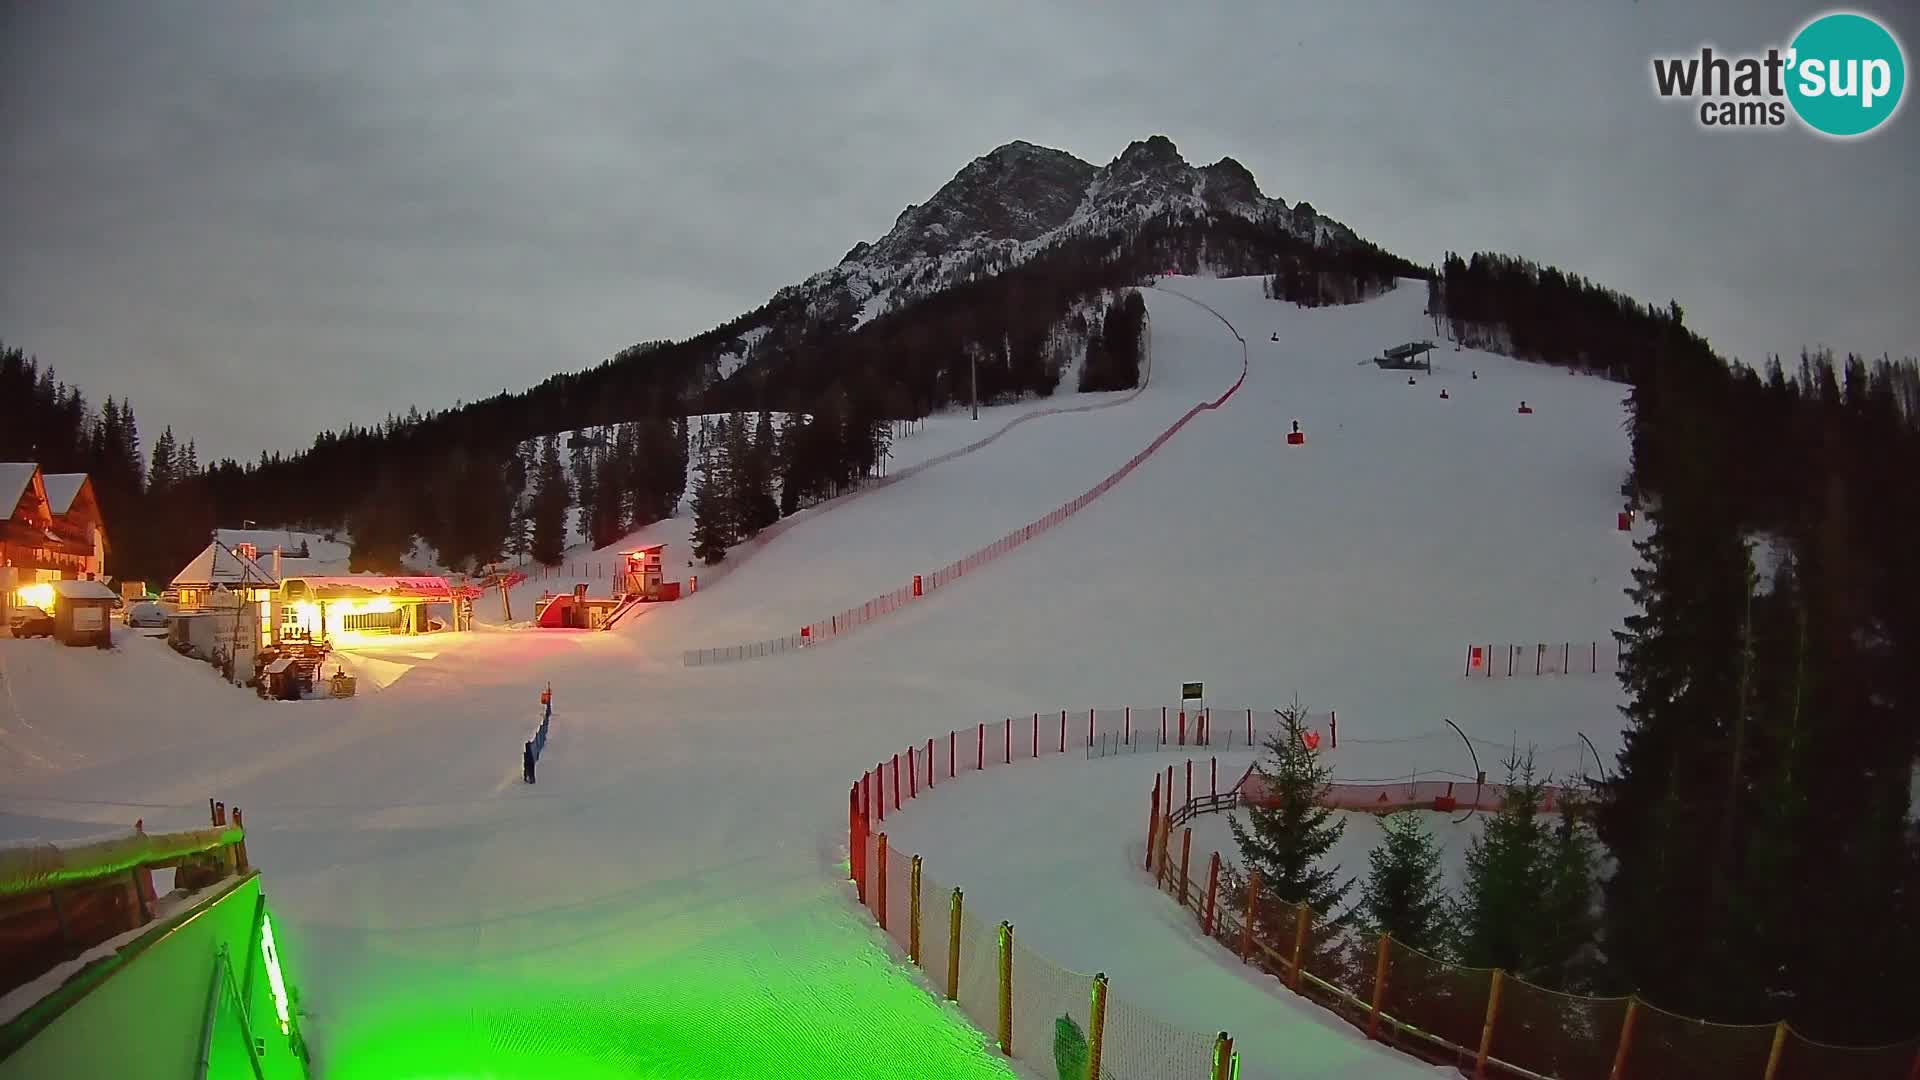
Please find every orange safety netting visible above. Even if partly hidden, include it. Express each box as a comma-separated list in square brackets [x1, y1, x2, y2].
[1379, 940, 1494, 1064]
[1494, 975, 1629, 1080]
[1624, 999, 1774, 1077]
[1774, 1028, 1920, 1080]
[1147, 776, 1920, 1080]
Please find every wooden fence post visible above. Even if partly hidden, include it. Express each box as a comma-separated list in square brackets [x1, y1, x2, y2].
[1290, 904, 1310, 989]
[1368, 932, 1391, 1039]
[950, 730, 957, 778]
[1240, 872, 1261, 962]
[1179, 828, 1193, 907]
[977, 722, 984, 771]
[1211, 757, 1217, 798]
[997, 921, 1014, 1056]
[927, 738, 935, 788]
[947, 888, 963, 1002]
[1763, 1021, 1789, 1080]
[909, 855, 923, 965]
[1202, 853, 1221, 936]
[1475, 969, 1505, 1078]
[1156, 813, 1172, 888]
[1186, 759, 1193, 805]
[1607, 998, 1640, 1080]
[875, 834, 889, 930]
[908, 747, 917, 799]
[1088, 974, 1109, 1080]
[892, 754, 901, 810]
[1145, 778, 1161, 871]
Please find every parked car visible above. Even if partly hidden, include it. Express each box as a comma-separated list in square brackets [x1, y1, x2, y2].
[124, 600, 169, 628]
[8, 605, 54, 638]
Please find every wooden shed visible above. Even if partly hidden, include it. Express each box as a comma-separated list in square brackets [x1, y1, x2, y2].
[49, 579, 117, 647]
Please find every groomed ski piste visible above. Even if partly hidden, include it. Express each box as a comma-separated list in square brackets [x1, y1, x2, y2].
[0, 275, 1637, 1079]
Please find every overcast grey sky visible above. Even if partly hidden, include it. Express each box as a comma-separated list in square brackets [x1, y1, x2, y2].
[2, 1, 1915, 461]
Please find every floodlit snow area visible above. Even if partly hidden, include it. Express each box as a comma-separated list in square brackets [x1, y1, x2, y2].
[0, 276, 1637, 1078]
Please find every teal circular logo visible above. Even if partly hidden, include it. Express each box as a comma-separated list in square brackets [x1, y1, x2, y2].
[1787, 11, 1906, 137]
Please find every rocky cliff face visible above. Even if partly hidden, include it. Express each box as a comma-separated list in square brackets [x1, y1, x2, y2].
[774, 135, 1360, 327]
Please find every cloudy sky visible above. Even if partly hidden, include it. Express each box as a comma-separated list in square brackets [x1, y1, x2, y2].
[2, 1, 1915, 461]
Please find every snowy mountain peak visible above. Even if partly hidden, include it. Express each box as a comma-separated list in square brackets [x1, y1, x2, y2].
[778, 135, 1356, 332]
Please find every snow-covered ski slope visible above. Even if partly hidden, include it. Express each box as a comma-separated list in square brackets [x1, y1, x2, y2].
[0, 276, 1636, 1079]
[639, 292, 1235, 653]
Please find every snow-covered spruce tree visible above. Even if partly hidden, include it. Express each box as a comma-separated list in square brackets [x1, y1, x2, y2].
[1361, 811, 1450, 955]
[1228, 698, 1352, 916]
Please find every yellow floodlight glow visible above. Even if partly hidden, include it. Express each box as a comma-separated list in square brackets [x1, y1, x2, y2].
[15, 583, 54, 609]
[286, 595, 401, 643]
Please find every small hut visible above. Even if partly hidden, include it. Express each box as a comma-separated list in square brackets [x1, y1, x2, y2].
[49, 579, 117, 647]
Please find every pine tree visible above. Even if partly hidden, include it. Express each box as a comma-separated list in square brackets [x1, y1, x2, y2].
[571, 436, 597, 545]
[530, 436, 570, 565]
[1228, 698, 1352, 913]
[1361, 812, 1450, 954]
[1455, 752, 1548, 973]
[689, 446, 732, 565]
[1596, 433, 1753, 1010]
[669, 416, 689, 512]
[1538, 799, 1600, 989]
[735, 411, 779, 535]
[1453, 752, 1596, 987]
[148, 427, 178, 493]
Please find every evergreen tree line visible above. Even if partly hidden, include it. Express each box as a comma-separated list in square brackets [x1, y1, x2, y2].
[1263, 254, 1402, 308]
[348, 418, 693, 574]
[690, 408, 891, 565]
[1078, 292, 1148, 392]
[2, 343, 189, 582]
[1426, 254, 1920, 1043]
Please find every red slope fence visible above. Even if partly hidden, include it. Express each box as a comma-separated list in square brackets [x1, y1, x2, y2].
[845, 705, 1307, 1079]
[1145, 766, 1920, 1080]
[679, 308, 1159, 612]
[686, 289, 1249, 666]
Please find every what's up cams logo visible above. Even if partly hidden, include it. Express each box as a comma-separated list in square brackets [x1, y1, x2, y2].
[1652, 10, 1906, 138]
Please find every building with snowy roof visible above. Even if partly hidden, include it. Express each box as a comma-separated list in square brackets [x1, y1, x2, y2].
[1, 463, 109, 630]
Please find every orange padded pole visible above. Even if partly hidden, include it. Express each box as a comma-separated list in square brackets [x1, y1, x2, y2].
[1087, 974, 1110, 1080]
[947, 888, 963, 1001]
[1475, 969, 1505, 1078]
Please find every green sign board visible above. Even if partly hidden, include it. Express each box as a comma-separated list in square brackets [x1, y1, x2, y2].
[1181, 682, 1203, 700]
